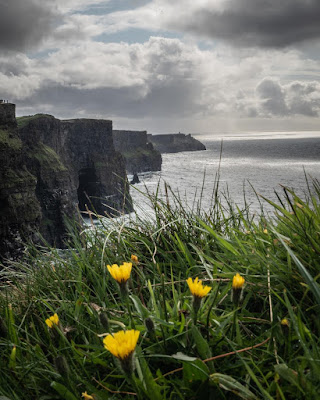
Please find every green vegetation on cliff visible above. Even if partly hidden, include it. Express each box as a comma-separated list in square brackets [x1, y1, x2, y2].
[17, 114, 53, 129]
[0, 128, 22, 150]
[28, 142, 67, 172]
[0, 180, 319, 399]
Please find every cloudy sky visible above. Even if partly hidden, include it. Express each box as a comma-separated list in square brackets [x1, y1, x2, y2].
[1, 0, 320, 133]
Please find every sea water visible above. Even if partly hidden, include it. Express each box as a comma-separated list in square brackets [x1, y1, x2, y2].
[129, 131, 320, 216]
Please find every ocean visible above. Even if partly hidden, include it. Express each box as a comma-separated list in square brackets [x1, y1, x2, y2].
[129, 131, 320, 216]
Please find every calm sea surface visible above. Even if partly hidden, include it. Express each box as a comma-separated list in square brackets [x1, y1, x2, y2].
[129, 132, 320, 216]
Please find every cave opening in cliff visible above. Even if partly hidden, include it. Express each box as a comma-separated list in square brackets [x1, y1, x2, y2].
[77, 168, 100, 212]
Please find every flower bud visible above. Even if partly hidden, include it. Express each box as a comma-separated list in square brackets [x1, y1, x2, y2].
[144, 317, 155, 334]
[99, 312, 110, 331]
[54, 355, 70, 378]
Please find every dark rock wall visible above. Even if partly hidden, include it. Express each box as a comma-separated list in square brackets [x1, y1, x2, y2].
[62, 120, 131, 215]
[147, 133, 206, 153]
[113, 130, 162, 173]
[0, 104, 41, 259]
[0, 105, 132, 261]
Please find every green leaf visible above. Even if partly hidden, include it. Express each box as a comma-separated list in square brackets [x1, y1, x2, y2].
[171, 352, 197, 362]
[275, 231, 320, 306]
[183, 359, 209, 386]
[198, 220, 240, 256]
[210, 373, 257, 399]
[5, 305, 18, 346]
[274, 364, 303, 393]
[50, 382, 78, 400]
[130, 294, 150, 320]
[135, 353, 163, 400]
[191, 325, 212, 360]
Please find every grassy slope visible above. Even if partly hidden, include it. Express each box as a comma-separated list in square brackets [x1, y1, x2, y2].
[0, 179, 319, 399]
[16, 114, 53, 129]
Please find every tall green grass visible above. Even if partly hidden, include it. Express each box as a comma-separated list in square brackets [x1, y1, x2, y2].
[0, 178, 319, 399]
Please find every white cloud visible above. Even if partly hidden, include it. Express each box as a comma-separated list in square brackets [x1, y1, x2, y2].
[254, 78, 320, 117]
[0, 36, 316, 125]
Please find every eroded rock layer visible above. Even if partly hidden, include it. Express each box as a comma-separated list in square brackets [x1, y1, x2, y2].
[0, 104, 132, 261]
[113, 130, 162, 174]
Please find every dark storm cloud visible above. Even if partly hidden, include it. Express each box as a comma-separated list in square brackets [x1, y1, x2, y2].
[0, 0, 57, 51]
[179, 0, 320, 48]
[14, 78, 205, 120]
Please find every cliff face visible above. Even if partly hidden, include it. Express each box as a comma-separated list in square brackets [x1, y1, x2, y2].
[18, 115, 77, 247]
[113, 130, 162, 173]
[0, 104, 41, 259]
[0, 105, 132, 261]
[19, 116, 132, 217]
[62, 120, 131, 214]
[147, 133, 206, 153]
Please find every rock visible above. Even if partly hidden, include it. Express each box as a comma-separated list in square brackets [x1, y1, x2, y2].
[147, 133, 206, 153]
[0, 104, 41, 260]
[130, 173, 140, 184]
[113, 130, 162, 173]
[0, 104, 133, 261]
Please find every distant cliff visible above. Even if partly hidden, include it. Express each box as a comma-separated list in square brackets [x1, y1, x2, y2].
[113, 130, 162, 173]
[147, 133, 206, 153]
[0, 104, 132, 261]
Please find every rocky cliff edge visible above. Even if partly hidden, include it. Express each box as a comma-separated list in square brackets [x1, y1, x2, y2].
[0, 105, 132, 261]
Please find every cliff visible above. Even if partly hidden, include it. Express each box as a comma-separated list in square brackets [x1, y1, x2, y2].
[0, 105, 132, 261]
[113, 130, 162, 174]
[147, 133, 206, 153]
[0, 104, 41, 259]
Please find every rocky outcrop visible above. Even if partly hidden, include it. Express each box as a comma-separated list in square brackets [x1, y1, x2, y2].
[0, 104, 41, 260]
[147, 133, 206, 153]
[113, 130, 162, 173]
[0, 104, 132, 261]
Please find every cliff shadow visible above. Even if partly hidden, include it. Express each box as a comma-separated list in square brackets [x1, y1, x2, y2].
[77, 167, 100, 212]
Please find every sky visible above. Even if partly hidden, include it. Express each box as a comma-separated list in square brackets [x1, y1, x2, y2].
[0, 0, 320, 133]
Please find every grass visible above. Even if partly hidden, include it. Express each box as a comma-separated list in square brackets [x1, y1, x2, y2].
[0, 178, 320, 399]
[0, 129, 22, 151]
[16, 114, 53, 129]
[28, 142, 67, 172]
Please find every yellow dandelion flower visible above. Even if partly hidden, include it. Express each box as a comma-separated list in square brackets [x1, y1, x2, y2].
[45, 313, 59, 328]
[263, 229, 268, 234]
[107, 262, 132, 284]
[187, 277, 211, 298]
[82, 392, 94, 400]
[232, 273, 245, 289]
[131, 254, 138, 263]
[103, 329, 140, 360]
[281, 318, 289, 327]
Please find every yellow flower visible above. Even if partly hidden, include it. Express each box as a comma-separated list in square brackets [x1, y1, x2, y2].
[107, 262, 132, 284]
[131, 254, 138, 263]
[263, 229, 268, 234]
[103, 329, 140, 360]
[82, 392, 94, 400]
[281, 318, 289, 327]
[45, 313, 59, 328]
[232, 273, 245, 289]
[187, 277, 211, 298]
